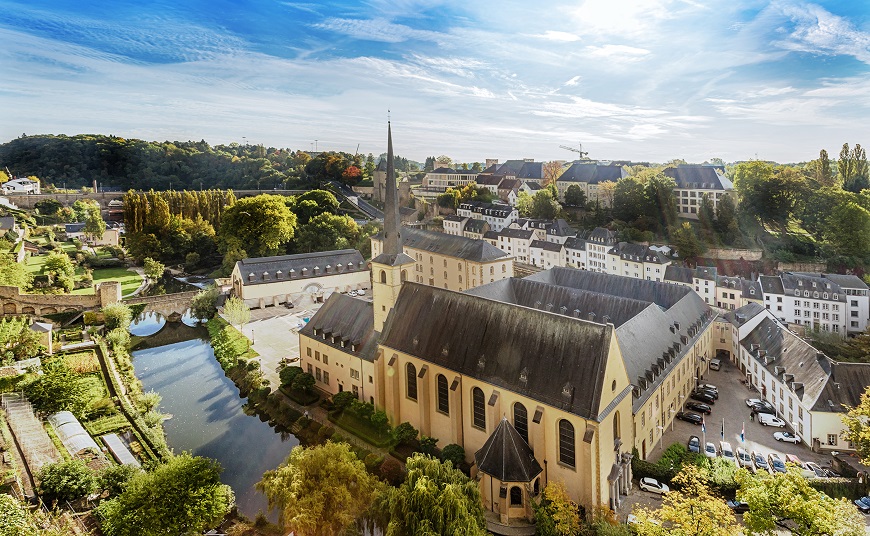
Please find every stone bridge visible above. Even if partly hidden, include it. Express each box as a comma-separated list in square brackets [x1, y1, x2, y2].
[1, 282, 121, 317]
[124, 290, 200, 320]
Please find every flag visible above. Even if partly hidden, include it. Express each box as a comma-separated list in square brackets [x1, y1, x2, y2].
[701, 416, 706, 433]
[720, 418, 725, 440]
[740, 422, 745, 443]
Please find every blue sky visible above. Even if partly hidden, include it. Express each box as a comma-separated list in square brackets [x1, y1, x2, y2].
[1, 0, 869, 163]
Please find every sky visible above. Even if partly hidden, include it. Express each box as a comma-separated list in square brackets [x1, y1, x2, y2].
[1, 0, 869, 164]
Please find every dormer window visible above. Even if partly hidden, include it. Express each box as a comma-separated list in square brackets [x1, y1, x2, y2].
[823, 293, 828, 299]
[794, 289, 800, 296]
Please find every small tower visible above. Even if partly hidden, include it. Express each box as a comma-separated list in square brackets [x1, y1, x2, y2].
[371, 121, 414, 332]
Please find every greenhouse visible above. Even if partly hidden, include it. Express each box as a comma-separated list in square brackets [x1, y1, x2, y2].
[47, 411, 100, 456]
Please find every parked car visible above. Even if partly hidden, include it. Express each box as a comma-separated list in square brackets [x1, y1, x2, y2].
[746, 398, 764, 407]
[695, 387, 719, 399]
[751, 401, 776, 415]
[805, 462, 827, 478]
[751, 451, 769, 473]
[684, 401, 712, 415]
[719, 441, 737, 465]
[758, 414, 786, 427]
[357, 289, 366, 296]
[736, 447, 754, 470]
[639, 477, 669, 495]
[348, 290, 358, 297]
[854, 496, 870, 514]
[690, 391, 716, 404]
[774, 432, 801, 444]
[284, 301, 295, 309]
[767, 453, 787, 474]
[676, 411, 703, 425]
[697, 383, 718, 393]
[727, 500, 750, 513]
[688, 435, 701, 453]
[709, 359, 721, 371]
[704, 442, 717, 459]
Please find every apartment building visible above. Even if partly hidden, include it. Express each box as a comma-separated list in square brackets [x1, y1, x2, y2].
[554, 163, 626, 206]
[664, 265, 718, 306]
[422, 167, 480, 191]
[529, 240, 564, 269]
[456, 202, 518, 231]
[663, 165, 735, 220]
[605, 242, 670, 282]
[585, 227, 618, 273]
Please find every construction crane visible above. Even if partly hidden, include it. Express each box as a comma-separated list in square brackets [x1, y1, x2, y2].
[560, 143, 589, 159]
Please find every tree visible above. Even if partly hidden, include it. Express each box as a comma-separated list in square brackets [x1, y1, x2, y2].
[843, 386, 870, 464]
[292, 190, 340, 224]
[223, 296, 250, 331]
[295, 213, 360, 253]
[697, 194, 717, 243]
[82, 208, 106, 243]
[279, 365, 303, 388]
[0, 317, 43, 364]
[672, 222, 705, 262]
[812, 149, 836, 187]
[564, 184, 587, 207]
[99, 464, 143, 498]
[37, 460, 96, 506]
[291, 372, 315, 393]
[34, 198, 62, 216]
[218, 194, 297, 256]
[642, 171, 678, 231]
[98, 453, 234, 536]
[257, 442, 384, 535]
[393, 422, 419, 445]
[23, 359, 89, 417]
[824, 202, 870, 257]
[543, 161, 564, 186]
[797, 187, 849, 241]
[733, 162, 804, 230]
[102, 302, 132, 331]
[533, 481, 582, 536]
[435, 155, 453, 168]
[598, 180, 617, 207]
[737, 467, 864, 536]
[0, 252, 32, 289]
[440, 444, 465, 467]
[846, 144, 870, 193]
[43, 252, 75, 292]
[142, 257, 165, 281]
[632, 465, 739, 536]
[613, 177, 647, 223]
[530, 189, 561, 219]
[385, 454, 486, 536]
[190, 287, 219, 321]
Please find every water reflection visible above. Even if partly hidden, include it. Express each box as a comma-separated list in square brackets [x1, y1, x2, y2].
[129, 311, 165, 337]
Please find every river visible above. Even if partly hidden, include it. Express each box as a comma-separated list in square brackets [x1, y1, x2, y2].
[131, 321, 298, 520]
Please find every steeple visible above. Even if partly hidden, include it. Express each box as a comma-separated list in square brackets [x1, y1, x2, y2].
[383, 121, 402, 256]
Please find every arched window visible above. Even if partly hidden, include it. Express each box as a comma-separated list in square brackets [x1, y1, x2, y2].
[437, 374, 449, 414]
[510, 486, 523, 506]
[472, 387, 486, 429]
[533, 478, 540, 497]
[613, 411, 621, 440]
[406, 363, 417, 401]
[401, 270, 407, 282]
[513, 402, 529, 445]
[380, 270, 387, 284]
[558, 420, 575, 467]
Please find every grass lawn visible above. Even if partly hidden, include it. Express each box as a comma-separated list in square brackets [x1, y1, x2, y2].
[71, 267, 143, 297]
[24, 254, 50, 274]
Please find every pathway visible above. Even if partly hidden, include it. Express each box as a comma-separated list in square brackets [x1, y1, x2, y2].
[126, 267, 148, 297]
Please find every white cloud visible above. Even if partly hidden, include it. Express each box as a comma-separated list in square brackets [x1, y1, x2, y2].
[564, 76, 581, 87]
[534, 30, 581, 42]
[312, 17, 445, 44]
[585, 44, 651, 61]
[772, 1, 870, 64]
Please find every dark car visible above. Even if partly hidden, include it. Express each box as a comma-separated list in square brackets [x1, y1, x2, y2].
[751, 402, 776, 415]
[690, 391, 716, 404]
[688, 435, 701, 453]
[676, 411, 703, 425]
[695, 387, 719, 400]
[685, 401, 712, 415]
[727, 500, 750, 513]
[854, 496, 870, 514]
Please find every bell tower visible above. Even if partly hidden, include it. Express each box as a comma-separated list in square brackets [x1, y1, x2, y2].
[371, 121, 415, 332]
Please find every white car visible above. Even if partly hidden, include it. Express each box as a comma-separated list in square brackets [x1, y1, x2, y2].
[639, 477, 669, 495]
[698, 383, 718, 392]
[357, 289, 366, 296]
[774, 431, 801, 444]
[746, 398, 763, 407]
[704, 442, 717, 459]
[758, 413, 786, 427]
[348, 290, 358, 297]
[736, 447, 754, 469]
[720, 441, 737, 465]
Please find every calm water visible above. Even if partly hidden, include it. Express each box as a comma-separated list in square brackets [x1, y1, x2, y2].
[132, 337, 298, 520]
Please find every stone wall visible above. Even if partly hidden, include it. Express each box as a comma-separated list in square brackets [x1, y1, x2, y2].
[777, 261, 828, 273]
[705, 247, 763, 261]
[0, 282, 121, 316]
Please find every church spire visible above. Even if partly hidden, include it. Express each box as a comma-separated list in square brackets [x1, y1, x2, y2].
[383, 121, 401, 256]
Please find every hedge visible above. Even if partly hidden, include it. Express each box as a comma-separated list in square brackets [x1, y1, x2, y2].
[808, 478, 870, 500]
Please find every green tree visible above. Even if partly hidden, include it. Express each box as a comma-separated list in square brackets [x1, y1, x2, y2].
[98, 464, 143, 498]
[796, 187, 849, 242]
[393, 422, 419, 445]
[83, 208, 106, 243]
[37, 460, 97, 506]
[632, 464, 739, 536]
[43, 252, 75, 292]
[292, 189, 340, 224]
[824, 202, 870, 257]
[733, 163, 804, 230]
[102, 302, 132, 331]
[515, 191, 533, 217]
[533, 481, 582, 536]
[672, 222, 706, 262]
[218, 194, 297, 256]
[530, 189, 561, 220]
[223, 296, 250, 331]
[295, 213, 360, 253]
[190, 287, 219, 321]
[142, 257, 165, 280]
[23, 359, 89, 417]
[34, 198, 62, 216]
[291, 372, 315, 393]
[643, 171, 678, 231]
[0, 317, 44, 364]
[846, 144, 870, 193]
[0, 253, 32, 289]
[737, 467, 864, 536]
[385, 454, 486, 536]
[697, 194, 716, 243]
[98, 453, 234, 536]
[843, 385, 870, 464]
[279, 365, 303, 388]
[564, 184, 587, 207]
[440, 444, 466, 467]
[811, 149, 836, 187]
[257, 442, 384, 535]
[612, 177, 646, 224]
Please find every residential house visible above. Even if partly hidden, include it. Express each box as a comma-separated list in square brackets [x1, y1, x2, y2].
[564, 237, 587, 270]
[497, 178, 522, 205]
[665, 265, 718, 306]
[793, 273, 869, 335]
[443, 215, 469, 236]
[463, 218, 489, 240]
[1, 178, 40, 195]
[496, 228, 536, 264]
[585, 227, 618, 273]
[457, 202, 517, 231]
[554, 163, 626, 206]
[715, 276, 763, 311]
[529, 240, 564, 269]
[663, 165, 735, 220]
[759, 272, 850, 336]
[606, 243, 670, 282]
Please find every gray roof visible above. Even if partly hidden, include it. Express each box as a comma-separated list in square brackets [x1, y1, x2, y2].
[516, 162, 544, 180]
[0, 216, 16, 231]
[530, 239, 563, 252]
[794, 273, 869, 290]
[818, 361, 870, 413]
[498, 228, 535, 240]
[547, 219, 574, 237]
[761, 273, 847, 301]
[464, 218, 488, 234]
[430, 167, 478, 175]
[722, 302, 766, 327]
[564, 237, 586, 251]
[524, 183, 543, 191]
[65, 223, 86, 234]
[717, 276, 762, 297]
[381, 283, 613, 420]
[374, 227, 509, 262]
[695, 266, 718, 281]
[498, 178, 522, 191]
[475, 418, 543, 482]
[759, 275, 784, 295]
[477, 175, 503, 186]
[609, 242, 669, 264]
[236, 249, 366, 286]
[300, 293, 378, 362]
[557, 163, 626, 185]
[664, 265, 694, 284]
[663, 165, 733, 190]
[444, 215, 467, 222]
[586, 227, 617, 245]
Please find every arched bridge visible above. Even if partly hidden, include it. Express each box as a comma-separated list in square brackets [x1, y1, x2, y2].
[125, 290, 200, 320]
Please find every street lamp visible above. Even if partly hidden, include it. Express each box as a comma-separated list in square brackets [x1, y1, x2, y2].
[669, 408, 676, 431]
[657, 426, 665, 451]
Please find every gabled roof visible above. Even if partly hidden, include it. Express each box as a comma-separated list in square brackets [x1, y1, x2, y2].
[609, 242, 669, 264]
[722, 302, 766, 327]
[547, 219, 574, 237]
[444, 215, 467, 222]
[464, 218, 488, 234]
[530, 239, 564, 252]
[300, 293, 378, 362]
[586, 227, 617, 245]
[477, 175, 503, 187]
[375, 227, 510, 262]
[524, 182, 543, 191]
[794, 273, 869, 290]
[516, 162, 544, 180]
[663, 165, 733, 190]
[498, 228, 535, 240]
[495, 160, 527, 175]
[818, 361, 870, 413]
[498, 178, 522, 191]
[557, 163, 626, 185]
[564, 237, 586, 251]
[381, 283, 613, 420]
[664, 265, 694, 284]
[65, 223, 86, 234]
[483, 230, 500, 240]
[475, 418, 543, 482]
[694, 266, 718, 281]
[759, 275, 784, 295]
[235, 249, 366, 286]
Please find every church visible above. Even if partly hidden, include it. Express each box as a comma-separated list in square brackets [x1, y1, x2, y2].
[299, 123, 715, 533]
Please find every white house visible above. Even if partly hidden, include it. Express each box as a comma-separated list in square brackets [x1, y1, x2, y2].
[457, 202, 517, 232]
[759, 272, 849, 336]
[1, 178, 40, 195]
[496, 228, 536, 264]
[443, 215, 468, 236]
[529, 240, 564, 269]
[606, 242, 670, 282]
[584, 227, 617, 273]
[564, 237, 587, 270]
[663, 165, 734, 220]
[792, 273, 869, 336]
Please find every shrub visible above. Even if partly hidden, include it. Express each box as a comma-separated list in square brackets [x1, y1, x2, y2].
[420, 435, 438, 456]
[441, 444, 466, 468]
[370, 410, 389, 433]
[350, 400, 375, 421]
[393, 422, 418, 445]
[103, 302, 132, 331]
[291, 372, 315, 393]
[317, 425, 335, 441]
[332, 391, 356, 412]
[363, 453, 384, 472]
[37, 460, 96, 505]
[379, 457, 405, 486]
[279, 365, 303, 387]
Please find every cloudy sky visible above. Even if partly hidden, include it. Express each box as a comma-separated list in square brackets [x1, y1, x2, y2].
[1, 0, 868, 164]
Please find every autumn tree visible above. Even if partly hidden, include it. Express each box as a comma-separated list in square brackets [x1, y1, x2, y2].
[543, 161, 564, 186]
[843, 386, 870, 464]
[257, 442, 384, 536]
[533, 481, 582, 536]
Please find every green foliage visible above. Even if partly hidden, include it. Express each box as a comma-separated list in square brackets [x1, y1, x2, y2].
[23, 359, 89, 417]
[142, 257, 165, 280]
[515, 190, 533, 217]
[842, 385, 870, 464]
[613, 176, 647, 224]
[295, 212, 359, 253]
[223, 296, 250, 329]
[440, 444, 466, 467]
[385, 454, 486, 536]
[419, 435, 438, 456]
[291, 372, 315, 393]
[370, 410, 389, 433]
[564, 184, 587, 207]
[257, 442, 383, 535]
[42, 252, 75, 292]
[102, 302, 132, 331]
[98, 453, 234, 536]
[98, 464, 143, 498]
[331, 391, 356, 411]
[533, 481, 582, 536]
[530, 189, 561, 219]
[279, 365, 303, 388]
[825, 202, 870, 258]
[0, 252, 32, 288]
[671, 222, 706, 261]
[0, 317, 44, 364]
[291, 189, 340, 224]
[83, 208, 106, 242]
[190, 287, 219, 321]
[35, 198, 62, 216]
[0, 493, 41, 536]
[393, 422, 419, 445]
[218, 194, 297, 256]
[36, 459, 97, 506]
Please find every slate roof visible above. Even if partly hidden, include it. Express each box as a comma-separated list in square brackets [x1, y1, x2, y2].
[483, 230, 500, 240]
[527, 267, 693, 309]
[300, 292, 378, 362]
[795, 273, 869, 290]
[0, 216, 15, 231]
[444, 215, 467, 222]
[818, 361, 870, 413]
[464, 218, 488, 234]
[530, 240, 564, 252]
[496, 160, 527, 175]
[516, 162, 544, 180]
[477, 175, 503, 187]
[381, 283, 613, 420]
[498, 178, 522, 191]
[557, 163, 626, 185]
[480, 204, 514, 218]
[586, 227, 617, 245]
[664, 265, 694, 284]
[65, 223, 86, 234]
[235, 249, 366, 286]
[498, 228, 535, 240]
[718, 276, 762, 297]
[375, 227, 509, 262]
[663, 165, 733, 190]
[760, 273, 847, 301]
[547, 219, 574, 237]
[759, 275, 784, 295]
[564, 237, 586, 251]
[609, 242, 669, 264]
[524, 183, 543, 191]
[722, 302, 766, 327]
[695, 266, 718, 281]
[475, 418, 543, 482]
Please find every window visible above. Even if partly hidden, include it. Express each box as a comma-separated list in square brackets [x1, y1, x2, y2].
[315, 351, 320, 361]
[558, 420, 575, 467]
[405, 363, 418, 400]
[350, 369, 360, 380]
[827, 434, 838, 446]
[380, 270, 386, 284]
[472, 387, 486, 429]
[306, 347, 311, 357]
[510, 486, 523, 506]
[307, 363, 313, 375]
[315, 367, 321, 381]
[514, 403, 529, 445]
[323, 371, 329, 385]
[322, 354, 328, 365]
[436, 374, 449, 414]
